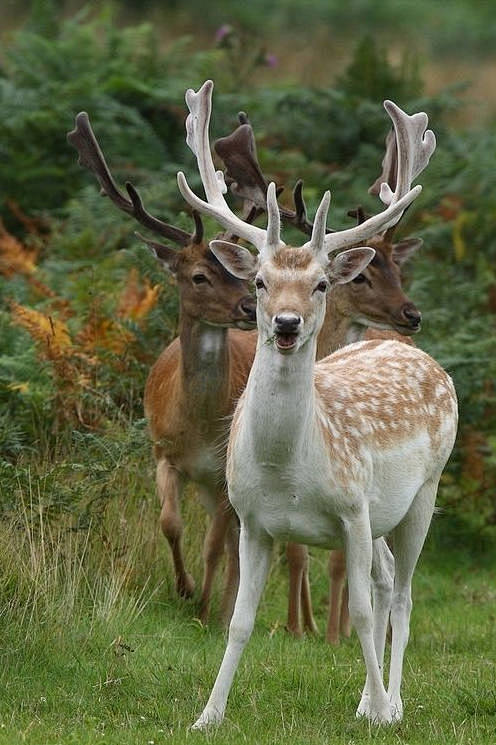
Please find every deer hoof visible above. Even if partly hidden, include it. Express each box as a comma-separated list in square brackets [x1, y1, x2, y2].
[177, 572, 195, 598]
[191, 707, 223, 730]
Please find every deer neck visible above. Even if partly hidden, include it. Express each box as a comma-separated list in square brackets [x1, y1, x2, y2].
[241, 337, 318, 464]
[316, 296, 366, 359]
[178, 314, 231, 419]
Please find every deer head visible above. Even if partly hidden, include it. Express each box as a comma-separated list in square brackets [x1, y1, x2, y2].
[176, 82, 428, 350]
[331, 100, 437, 336]
[213, 99, 434, 340]
[67, 112, 256, 330]
[209, 185, 374, 353]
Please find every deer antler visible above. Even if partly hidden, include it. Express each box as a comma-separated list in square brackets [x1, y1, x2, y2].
[214, 113, 268, 211]
[321, 101, 435, 251]
[366, 101, 436, 241]
[377, 101, 436, 209]
[177, 81, 279, 256]
[67, 112, 201, 246]
[214, 115, 319, 237]
[178, 81, 424, 258]
[369, 128, 397, 199]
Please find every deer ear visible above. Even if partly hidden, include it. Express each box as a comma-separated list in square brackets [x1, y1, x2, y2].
[328, 247, 375, 285]
[209, 240, 258, 279]
[392, 238, 423, 265]
[136, 232, 179, 275]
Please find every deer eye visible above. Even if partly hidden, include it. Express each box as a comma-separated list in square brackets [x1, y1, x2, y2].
[352, 273, 367, 285]
[255, 277, 266, 290]
[192, 273, 208, 285]
[314, 280, 328, 293]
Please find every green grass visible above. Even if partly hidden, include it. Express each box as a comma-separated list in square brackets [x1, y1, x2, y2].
[0, 477, 494, 745]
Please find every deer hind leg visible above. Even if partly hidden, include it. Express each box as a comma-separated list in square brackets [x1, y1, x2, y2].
[357, 537, 394, 717]
[343, 507, 392, 724]
[192, 522, 273, 730]
[198, 494, 235, 625]
[326, 549, 347, 644]
[387, 477, 438, 722]
[157, 460, 194, 598]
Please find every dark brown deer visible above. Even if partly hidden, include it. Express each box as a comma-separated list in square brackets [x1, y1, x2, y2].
[68, 113, 257, 624]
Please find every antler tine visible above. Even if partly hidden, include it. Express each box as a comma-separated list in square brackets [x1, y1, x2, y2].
[279, 180, 319, 236]
[322, 100, 431, 253]
[323, 184, 422, 253]
[377, 101, 436, 208]
[304, 190, 331, 260]
[177, 80, 273, 254]
[368, 128, 397, 198]
[191, 211, 204, 244]
[67, 112, 191, 247]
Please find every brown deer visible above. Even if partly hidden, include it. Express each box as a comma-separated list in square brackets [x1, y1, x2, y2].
[179, 80, 457, 728]
[213, 102, 433, 639]
[67, 113, 257, 624]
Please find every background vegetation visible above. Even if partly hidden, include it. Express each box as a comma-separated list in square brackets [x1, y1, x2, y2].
[0, 2, 495, 743]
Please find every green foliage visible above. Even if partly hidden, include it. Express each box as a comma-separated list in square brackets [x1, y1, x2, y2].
[1, 9, 496, 545]
[338, 34, 423, 104]
[0, 6, 224, 218]
[0, 10, 495, 742]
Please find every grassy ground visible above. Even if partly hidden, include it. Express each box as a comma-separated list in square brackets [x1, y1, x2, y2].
[0, 472, 494, 745]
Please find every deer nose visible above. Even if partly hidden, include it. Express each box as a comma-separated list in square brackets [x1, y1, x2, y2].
[274, 313, 302, 333]
[401, 303, 422, 328]
[238, 295, 257, 322]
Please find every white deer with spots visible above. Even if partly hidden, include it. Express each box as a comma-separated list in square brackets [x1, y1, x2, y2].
[178, 81, 458, 728]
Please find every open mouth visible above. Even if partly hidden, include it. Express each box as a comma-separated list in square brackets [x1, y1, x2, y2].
[275, 332, 299, 352]
[395, 322, 421, 335]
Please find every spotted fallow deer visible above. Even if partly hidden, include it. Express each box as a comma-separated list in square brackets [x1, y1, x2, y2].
[214, 103, 433, 641]
[177, 80, 457, 727]
[67, 112, 257, 624]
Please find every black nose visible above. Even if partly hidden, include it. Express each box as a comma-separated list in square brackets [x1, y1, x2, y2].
[274, 313, 302, 333]
[239, 296, 257, 321]
[401, 304, 422, 328]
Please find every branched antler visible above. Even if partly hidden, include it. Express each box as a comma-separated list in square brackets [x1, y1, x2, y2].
[369, 102, 435, 207]
[67, 112, 201, 246]
[214, 114, 321, 237]
[214, 113, 268, 211]
[365, 101, 436, 240]
[178, 80, 424, 259]
[177, 81, 280, 256]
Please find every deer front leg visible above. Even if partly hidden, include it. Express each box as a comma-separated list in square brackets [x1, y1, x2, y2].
[286, 543, 318, 636]
[339, 582, 352, 638]
[286, 542, 304, 636]
[192, 522, 273, 730]
[222, 508, 240, 625]
[326, 549, 347, 644]
[157, 460, 194, 598]
[343, 509, 392, 724]
[198, 496, 237, 625]
[199, 493, 239, 625]
[300, 560, 319, 634]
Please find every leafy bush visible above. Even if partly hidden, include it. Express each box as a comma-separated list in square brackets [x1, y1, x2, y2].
[1, 8, 495, 546]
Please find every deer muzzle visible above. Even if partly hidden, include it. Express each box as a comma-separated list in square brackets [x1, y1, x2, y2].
[273, 313, 303, 353]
